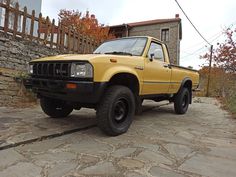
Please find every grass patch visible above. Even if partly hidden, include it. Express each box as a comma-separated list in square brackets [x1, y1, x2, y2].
[224, 93, 236, 118]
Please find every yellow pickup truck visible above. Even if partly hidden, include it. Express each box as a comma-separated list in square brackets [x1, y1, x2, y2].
[25, 36, 199, 136]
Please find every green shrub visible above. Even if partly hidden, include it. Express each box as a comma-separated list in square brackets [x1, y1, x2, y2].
[225, 92, 236, 117]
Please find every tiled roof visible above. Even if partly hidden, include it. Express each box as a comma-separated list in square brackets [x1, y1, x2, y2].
[128, 18, 181, 27]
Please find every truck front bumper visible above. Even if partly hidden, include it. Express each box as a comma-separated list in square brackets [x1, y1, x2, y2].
[24, 78, 107, 103]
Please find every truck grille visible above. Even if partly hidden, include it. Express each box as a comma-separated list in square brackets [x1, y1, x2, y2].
[32, 62, 71, 78]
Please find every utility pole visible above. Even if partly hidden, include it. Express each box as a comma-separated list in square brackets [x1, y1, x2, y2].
[206, 45, 213, 97]
[175, 0, 214, 97]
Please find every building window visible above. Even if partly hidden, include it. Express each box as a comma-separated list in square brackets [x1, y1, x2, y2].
[161, 28, 169, 42]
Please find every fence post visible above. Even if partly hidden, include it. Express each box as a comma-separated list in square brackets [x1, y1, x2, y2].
[67, 27, 72, 52]
[43, 16, 49, 44]
[60, 25, 65, 51]
[4, 0, 10, 33]
[37, 12, 42, 41]
[13, 2, 19, 38]
[50, 19, 55, 48]
[91, 38, 95, 53]
[88, 37, 92, 53]
[86, 37, 90, 53]
[56, 21, 61, 49]
[90, 38, 93, 52]
[77, 33, 81, 53]
[29, 10, 35, 41]
[81, 35, 85, 53]
[83, 36, 88, 54]
[91, 38, 95, 52]
[72, 30, 76, 53]
[21, 6, 27, 39]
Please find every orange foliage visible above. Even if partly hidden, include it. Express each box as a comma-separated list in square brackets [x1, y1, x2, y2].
[198, 66, 235, 97]
[58, 10, 114, 42]
[201, 27, 236, 73]
[200, 27, 236, 114]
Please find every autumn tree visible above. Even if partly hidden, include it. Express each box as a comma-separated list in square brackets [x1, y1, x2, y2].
[200, 27, 236, 98]
[58, 10, 114, 42]
[201, 27, 236, 73]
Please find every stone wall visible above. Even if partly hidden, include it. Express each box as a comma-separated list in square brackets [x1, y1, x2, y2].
[0, 68, 37, 107]
[0, 33, 61, 71]
[0, 32, 62, 107]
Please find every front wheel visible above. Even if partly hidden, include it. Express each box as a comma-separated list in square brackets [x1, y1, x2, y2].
[97, 85, 135, 136]
[174, 88, 190, 114]
[40, 98, 73, 118]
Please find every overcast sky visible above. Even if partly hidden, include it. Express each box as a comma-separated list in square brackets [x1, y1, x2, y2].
[42, 0, 236, 69]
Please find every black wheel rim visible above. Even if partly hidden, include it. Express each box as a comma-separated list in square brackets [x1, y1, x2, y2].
[182, 94, 188, 108]
[51, 99, 67, 110]
[113, 98, 129, 124]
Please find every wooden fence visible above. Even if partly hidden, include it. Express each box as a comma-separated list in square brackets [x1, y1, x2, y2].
[0, 0, 99, 53]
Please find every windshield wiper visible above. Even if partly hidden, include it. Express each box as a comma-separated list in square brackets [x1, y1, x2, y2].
[104, 51, 133, 56]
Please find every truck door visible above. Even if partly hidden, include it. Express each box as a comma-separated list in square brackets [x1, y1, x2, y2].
[142, 42, 172, 95]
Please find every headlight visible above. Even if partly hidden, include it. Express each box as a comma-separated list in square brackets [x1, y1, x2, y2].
[28, 64, 33, 74]
[71, 63, 93, 78]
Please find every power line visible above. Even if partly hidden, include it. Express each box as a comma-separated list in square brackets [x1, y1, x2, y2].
[181, 46, 207, 60]
[182, 31, 221, 51]
[174, 0, 211, 46]
[181, 32, 223, 59]
[181, 21, 236, 57]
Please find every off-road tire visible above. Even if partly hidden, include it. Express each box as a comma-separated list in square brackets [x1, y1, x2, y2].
[174, 88, 190, 114]
[40, 98, 73, 118]
[97, 85, 135, 136]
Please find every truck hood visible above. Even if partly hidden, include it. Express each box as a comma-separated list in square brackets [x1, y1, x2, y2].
[31, 54, 103, 62]
[30, 54, 136, 62]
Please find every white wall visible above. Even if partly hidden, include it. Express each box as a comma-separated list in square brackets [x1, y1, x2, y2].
[17, 0, 42, 17]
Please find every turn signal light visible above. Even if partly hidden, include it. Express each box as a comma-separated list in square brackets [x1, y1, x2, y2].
[66, 83, 77, 89]
[110, 59, 117, 63]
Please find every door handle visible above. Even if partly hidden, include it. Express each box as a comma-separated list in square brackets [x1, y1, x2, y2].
[163, 64, 171, 68]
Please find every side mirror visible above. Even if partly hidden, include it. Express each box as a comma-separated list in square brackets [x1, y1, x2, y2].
[150, 53, 154, 61]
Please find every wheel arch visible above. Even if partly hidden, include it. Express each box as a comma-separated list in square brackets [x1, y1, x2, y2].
[108, 72, 140, 95]
[178, 77, 193, 104]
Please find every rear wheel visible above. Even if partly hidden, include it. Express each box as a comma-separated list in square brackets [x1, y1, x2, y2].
[40, 98, 73, 118]
[174, 88, 190, 114]
[97, 85, 135, 136]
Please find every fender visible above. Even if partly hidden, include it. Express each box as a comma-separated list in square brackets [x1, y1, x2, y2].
[100, 65, 142, 93]
[177, 77, 193, 104]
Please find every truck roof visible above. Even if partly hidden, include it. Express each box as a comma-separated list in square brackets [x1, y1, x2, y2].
[105, 36, 163, 43]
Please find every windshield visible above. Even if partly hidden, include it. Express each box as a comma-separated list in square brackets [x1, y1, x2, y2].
[94, 37, 147, 56]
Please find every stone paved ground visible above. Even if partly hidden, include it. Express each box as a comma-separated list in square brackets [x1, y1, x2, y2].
[0, 107, 96, 149]
[0, 97, 236, 177]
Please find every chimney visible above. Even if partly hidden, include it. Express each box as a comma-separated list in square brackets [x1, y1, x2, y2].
[175, 14, 180, 18]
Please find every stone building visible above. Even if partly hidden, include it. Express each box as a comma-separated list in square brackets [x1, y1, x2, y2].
[109, 14, 182, 65]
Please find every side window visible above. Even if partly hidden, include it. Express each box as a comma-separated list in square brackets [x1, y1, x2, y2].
[147, 42, 164, 62]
